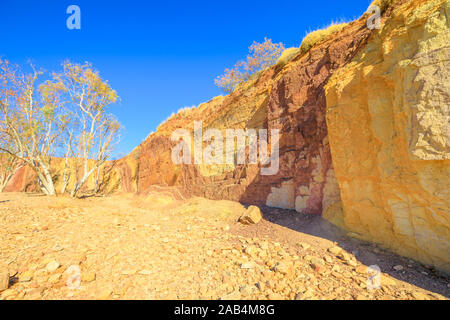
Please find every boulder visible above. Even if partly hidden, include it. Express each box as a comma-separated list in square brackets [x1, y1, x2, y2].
[239, 206, 262, 225]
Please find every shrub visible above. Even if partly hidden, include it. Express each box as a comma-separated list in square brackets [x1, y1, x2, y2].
[276, 47, 301, 66]
[299, 22, 347, 54]
[215, 38, 285, 93]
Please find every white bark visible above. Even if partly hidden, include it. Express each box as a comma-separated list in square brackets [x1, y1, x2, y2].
[70, 163, 100, 197]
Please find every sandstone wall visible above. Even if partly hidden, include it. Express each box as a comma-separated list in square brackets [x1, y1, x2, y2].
[133, 16, 376, 214]
[324, 0, 450, 272]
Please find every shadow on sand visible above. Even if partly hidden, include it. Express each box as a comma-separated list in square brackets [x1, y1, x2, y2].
[241, 204, 449, 299]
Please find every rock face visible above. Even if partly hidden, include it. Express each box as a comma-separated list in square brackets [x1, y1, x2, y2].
[324, 0, 450, 272]
[131, 15, 375, 215]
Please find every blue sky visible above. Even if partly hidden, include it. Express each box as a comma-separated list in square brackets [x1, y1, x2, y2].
[1, 0, 371, 158]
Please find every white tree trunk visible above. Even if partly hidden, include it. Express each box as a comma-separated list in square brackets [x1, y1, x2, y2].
[61, 157, 71, 194]
[70, 165, 97, 198]
[36, 161, 56, 195]
[0, 174, 11, 192]
[61, 173, 70, 194]
[94, 165, 101, 193]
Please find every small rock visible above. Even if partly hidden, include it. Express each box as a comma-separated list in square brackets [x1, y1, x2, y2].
[220, 291, 241, 300]
[303, 255, 313, 262]
[20, 270, 33, 282]
[411, 291, 429, 300]
[48, 273, 61, 284]
[324, 256, 333, 263]
[46, 261, 60, 272]
[310, 257, 324, 266]
[239, 206, 262, 225]
[244, 245, 259, 258]
[76, 253, 87, 264]
[295, 293, 303, 300]
[265, 259, 276, 269]
[138, 269, 152, 275]
[255, 282, 265, 292]
[81, 272, 96, 282]
[52, 244, 64, 252]
[338, 251, 351, 261]
[0, 272, 10, 292]
[347, 260, 358, 267]
[273, 261, 290, 275]
[259, 241, 269, 251]
[356, 265, 368, 274]
[25, 288, 43, 300]
[393, 265, 404, 271]
[381, 275, 397, 286]
[267, 292, 284, 300]
[121, 269, 137, 275]
[298, 288, 315, 299]
[240, 262, 255, 269]
[239, 285, 254, 296]
[328, 246, 342, 255]
[298, 242, 310, 250]
[311, 264, 325, 274]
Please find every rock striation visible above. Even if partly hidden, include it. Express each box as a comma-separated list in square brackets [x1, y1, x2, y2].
[324, 0, 450, 272]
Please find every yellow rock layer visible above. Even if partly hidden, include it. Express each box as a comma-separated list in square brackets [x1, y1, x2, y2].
[325, 0, 450, 272]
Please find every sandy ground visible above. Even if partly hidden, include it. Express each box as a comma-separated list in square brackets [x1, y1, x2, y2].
[0, 192, 448, 300]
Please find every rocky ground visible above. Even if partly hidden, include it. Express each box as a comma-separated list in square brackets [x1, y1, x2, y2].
[0, 192, 448, 300]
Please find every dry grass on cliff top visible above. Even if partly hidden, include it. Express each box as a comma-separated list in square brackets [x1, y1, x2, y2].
[276, 47, 301, 66]
[299, 22, 348, 54]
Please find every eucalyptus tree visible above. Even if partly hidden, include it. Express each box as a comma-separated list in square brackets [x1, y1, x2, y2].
[57, 61, 121, 197]
[0, 59, 68, 195]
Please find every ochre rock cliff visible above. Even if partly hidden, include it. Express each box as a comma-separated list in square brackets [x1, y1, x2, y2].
[132, 13, 376, 215]
[324, 0, 450, 272]
[3, 0, 449, 273]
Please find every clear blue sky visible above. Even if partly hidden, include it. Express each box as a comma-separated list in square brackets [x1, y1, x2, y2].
[1, 0, 371, 158]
